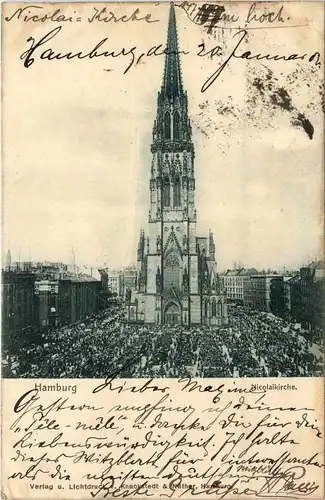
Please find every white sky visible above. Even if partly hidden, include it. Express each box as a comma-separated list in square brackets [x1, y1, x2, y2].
[2, 2, 324, 271]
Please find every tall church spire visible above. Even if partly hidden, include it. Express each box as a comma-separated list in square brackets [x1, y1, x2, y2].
[152, 3, 192, 150]
[131, 2, 228, 327]
[162, 3, 183, 100]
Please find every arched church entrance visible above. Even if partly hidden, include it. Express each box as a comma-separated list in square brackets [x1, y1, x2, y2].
[164, 302, 181, 326]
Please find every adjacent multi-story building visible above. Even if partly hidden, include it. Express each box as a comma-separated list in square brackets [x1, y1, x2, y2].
[35, 275, 101, 332]
[130, 5, 228, 326]
[106, 270, 121, 296]
[269, 275, 296, 319]
[290, 261, 325, 331]
[2, 271, 37, 351]
[222, 268, 258, 301]
[244, 274, 282, 312]
[3, 255, 103, 341]
[69, 276, 101, 323]
[35, 279, 69, 331]
[270, 276, 286, 318]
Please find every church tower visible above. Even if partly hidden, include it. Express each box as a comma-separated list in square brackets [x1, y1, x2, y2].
[132, 4, 228, 326]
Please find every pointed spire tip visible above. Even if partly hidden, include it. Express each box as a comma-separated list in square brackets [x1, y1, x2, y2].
[162, 1, 183, 99]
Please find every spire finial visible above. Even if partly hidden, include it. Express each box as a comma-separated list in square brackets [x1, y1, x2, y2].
[162, 3, 183, 99]
[5, 249, 12, 270]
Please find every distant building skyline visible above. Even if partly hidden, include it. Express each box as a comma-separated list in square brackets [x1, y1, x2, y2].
[3, 247, 323, 276]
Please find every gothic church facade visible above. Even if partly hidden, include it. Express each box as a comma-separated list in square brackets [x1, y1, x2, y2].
[128, 4, 228, 326]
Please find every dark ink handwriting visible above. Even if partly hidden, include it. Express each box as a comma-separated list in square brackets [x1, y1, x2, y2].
[88, 7, 159, 24]
[198, 30, 321, 92]
[7, 380, 324, 497]
[5, 5, 159, 24]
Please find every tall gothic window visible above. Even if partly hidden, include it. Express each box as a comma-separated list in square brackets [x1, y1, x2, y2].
[163, 177, 170, 207]
[173, 177, 181, 207]
[173, 111, 180, 139]
[164, 249, 180, 291]
[211, 298, 216, 317]
[164, 112, 171, 140]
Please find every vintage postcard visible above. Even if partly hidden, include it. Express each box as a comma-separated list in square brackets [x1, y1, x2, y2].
[1, 1, 324, 499]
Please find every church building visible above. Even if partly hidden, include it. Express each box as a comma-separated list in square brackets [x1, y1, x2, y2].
[127, 4, 228, 326]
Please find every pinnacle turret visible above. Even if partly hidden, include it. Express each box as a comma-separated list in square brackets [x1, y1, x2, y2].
[209, 229, 216, 261]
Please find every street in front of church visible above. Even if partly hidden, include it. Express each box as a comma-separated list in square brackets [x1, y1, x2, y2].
[2, 302, 323, 379]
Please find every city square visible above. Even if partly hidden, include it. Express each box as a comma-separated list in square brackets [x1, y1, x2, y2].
[2, 303, 323, 379]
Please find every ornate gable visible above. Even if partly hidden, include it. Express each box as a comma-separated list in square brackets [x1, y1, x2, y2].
[163, 226, 183, 256]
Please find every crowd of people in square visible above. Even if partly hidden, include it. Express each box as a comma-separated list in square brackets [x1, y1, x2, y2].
[2, 303, 323, 379]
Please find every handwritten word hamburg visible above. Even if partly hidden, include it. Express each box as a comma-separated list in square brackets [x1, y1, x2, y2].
[14, 25, 322, 94]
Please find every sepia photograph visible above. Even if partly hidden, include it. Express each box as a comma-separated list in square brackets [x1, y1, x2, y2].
[2, 3, 325, 500]
[2, 1, 324, 380]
